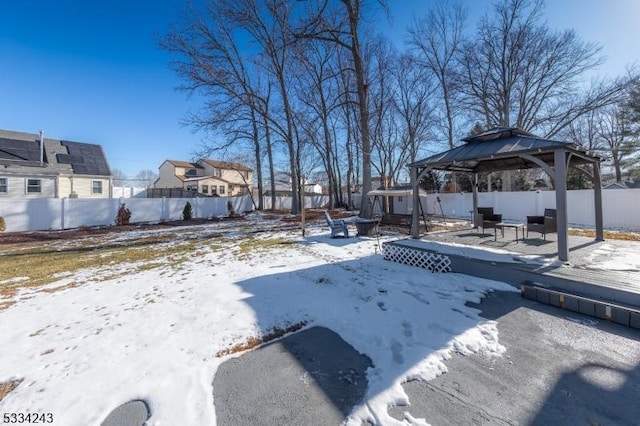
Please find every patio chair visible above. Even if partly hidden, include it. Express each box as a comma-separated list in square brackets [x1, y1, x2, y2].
[324, 211, 349, 238]
[474, 207, 502, 235]
[526, 208, 557, 240]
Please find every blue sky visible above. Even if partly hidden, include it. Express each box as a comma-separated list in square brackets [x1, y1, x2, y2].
[1, 1, 638, 178]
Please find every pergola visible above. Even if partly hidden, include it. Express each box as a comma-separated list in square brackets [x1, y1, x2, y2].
[408, 127, 604, 261]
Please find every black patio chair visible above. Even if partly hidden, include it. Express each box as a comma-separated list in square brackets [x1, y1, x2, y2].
[474, 207, 502, 235]
[526, 208, 557, 240]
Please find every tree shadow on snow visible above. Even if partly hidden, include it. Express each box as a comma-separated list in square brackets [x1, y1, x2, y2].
[213, 250, 508, 425]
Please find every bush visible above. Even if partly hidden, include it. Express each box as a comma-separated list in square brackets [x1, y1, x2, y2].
[183, 201, 193, 221]
[0, 216, 5, 232]
[115, 203, 132, 226]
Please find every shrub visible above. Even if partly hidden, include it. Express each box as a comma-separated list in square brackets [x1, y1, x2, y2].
[183, 201, 193, 221]
[115, 203, 132, 226]
[0, 216, 5, 232]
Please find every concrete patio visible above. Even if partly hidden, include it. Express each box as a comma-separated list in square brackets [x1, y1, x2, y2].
[385, 225, 640, 309]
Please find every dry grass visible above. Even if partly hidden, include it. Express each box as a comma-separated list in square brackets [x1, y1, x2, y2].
[568, 228, 640, 241]
[0, 378, 23, 402]
[0, 234, 215, 303]
[215, 321, 308, 357]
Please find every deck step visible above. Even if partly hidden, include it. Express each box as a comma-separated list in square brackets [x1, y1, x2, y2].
[521, 282, 640, 330]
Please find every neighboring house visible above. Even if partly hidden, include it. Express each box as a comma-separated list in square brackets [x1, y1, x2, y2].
[263, 171, 323, 195]
[603, 182, 628, 189]
[0, 129, 112, 198]
[154, 159, 253, 197]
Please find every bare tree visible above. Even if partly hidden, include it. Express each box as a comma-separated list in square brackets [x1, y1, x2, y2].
[392, 52, 437, 164]
[135, 170, 158, 189]
[596, 103, 639, 182]
[295, 0, 387, 217]
[458, 0, 628, 137]
[292, 36, 344, 209]
[111, 169, 128, 186]
[409, 0, 466, 190]
[408, 0, 466, 151]
[161, 1, 269, 209]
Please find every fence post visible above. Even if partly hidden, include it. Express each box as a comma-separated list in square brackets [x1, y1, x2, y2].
[60, 198, 65, 230]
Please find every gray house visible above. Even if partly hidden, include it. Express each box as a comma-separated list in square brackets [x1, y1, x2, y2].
[0, 129, 112, 198]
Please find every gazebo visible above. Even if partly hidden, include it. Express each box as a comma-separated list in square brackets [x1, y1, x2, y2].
[408, 127, 604, 261]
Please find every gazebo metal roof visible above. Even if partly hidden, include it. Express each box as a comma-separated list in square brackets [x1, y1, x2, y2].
[408, 127, 604, 262]
[409, 127, 599, 173]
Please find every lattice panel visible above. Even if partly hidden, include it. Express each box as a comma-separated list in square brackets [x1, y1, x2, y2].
[382, 244, 452, 273]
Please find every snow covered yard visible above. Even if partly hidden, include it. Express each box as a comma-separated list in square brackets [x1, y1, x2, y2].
[0, 214, 519, 425]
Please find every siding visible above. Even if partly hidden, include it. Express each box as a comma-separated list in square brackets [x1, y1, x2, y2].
[0, 175, 56, 198]
[71, 177, 111, 198]
[58, 176, 72, 198]
[155, 163, 184, 188]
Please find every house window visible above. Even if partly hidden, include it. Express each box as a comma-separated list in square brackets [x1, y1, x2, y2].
[229, 184, 234, 193]
[186, 185, 197, 191]
[185, 169, 197, 177]
[211, 186, 217, 195]
[219, 185, 225, 194]
[27, 179, 41, 193]
[92, 181, 103, 194]
[202, 185, 209, 194]
[214, 168, 222, 177]
[0, 178, 7, 193]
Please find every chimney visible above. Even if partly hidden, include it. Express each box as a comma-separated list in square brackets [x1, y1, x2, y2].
[39, 130, 44, 166]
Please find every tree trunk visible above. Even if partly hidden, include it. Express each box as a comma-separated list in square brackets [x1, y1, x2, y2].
[343, 0, 372, 218]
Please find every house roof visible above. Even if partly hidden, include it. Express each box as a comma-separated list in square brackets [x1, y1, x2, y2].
[0, 129, 111, 176]
[201, 159, 252, 172]
[603, 182, 628, 189]
[167, 160, 202, 169]
[409, 127, 599, 173]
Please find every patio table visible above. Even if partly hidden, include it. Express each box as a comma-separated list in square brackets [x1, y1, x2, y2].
[495, 222, 524, 243]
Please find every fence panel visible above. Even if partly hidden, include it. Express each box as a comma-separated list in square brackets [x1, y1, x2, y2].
[65, 198, 120, 229]
[0, 198, 62, 232]
[1, 190, 638, 232]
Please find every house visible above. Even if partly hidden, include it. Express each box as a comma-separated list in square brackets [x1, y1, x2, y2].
[0, 129, 112, 198]
[154, 159, 252, 197]
[263, 171, 323, 195]
[603, 182, 628, 189]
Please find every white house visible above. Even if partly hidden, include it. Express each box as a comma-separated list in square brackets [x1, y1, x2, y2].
[0, 129, 112, 198]
[154, 159, 253, 197]
[264, 171, 323, 194]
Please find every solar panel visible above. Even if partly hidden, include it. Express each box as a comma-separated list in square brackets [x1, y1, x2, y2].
[0, 137, 41, 161]
[61, 141, 111, 176]
[56, 154, 85, 164]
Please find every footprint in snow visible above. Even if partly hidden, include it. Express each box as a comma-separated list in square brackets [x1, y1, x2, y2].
[391, 339, 404, 364]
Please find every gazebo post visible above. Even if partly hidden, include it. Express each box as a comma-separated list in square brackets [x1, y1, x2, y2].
[411, 166, 420, 238]
[472, 173, 478, 227]
[593, 161, 604, 241]
[554, 149, 569, 261]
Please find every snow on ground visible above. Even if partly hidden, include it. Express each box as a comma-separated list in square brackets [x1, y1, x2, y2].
[582, 241, 640, 271]
[1, 215, 611, 425]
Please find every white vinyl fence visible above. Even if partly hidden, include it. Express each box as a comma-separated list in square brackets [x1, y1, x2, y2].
[0, 196, 253, 233]
[353, 189, 640, 231]
[2, 190, 638, 232]
[262, 195, 330, 210]
[0, 195, 333, 233]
